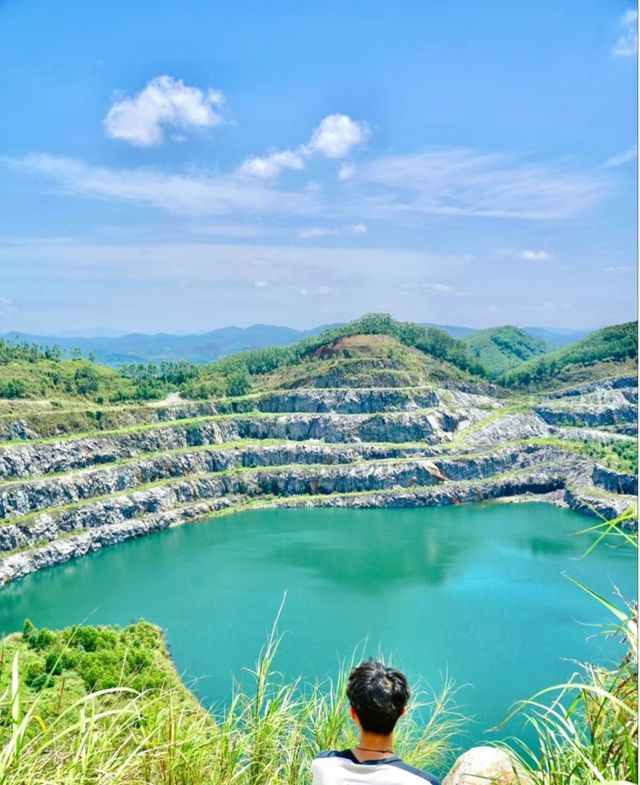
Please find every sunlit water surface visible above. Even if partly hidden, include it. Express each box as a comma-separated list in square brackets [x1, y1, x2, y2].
[0, 503, 635, 749]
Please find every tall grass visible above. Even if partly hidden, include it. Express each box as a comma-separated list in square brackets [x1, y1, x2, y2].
[502, 512, 638, 784]
[0, 622, 463, 784]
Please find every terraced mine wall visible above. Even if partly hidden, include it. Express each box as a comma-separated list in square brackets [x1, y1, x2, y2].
[0, 381, 635, 586]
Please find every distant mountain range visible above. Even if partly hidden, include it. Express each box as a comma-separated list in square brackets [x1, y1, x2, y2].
[1, 322, 591, 367]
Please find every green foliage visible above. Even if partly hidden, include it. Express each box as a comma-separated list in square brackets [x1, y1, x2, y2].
[13, 620, 169, 701]
[0, 339, 63, 365]
[180, 377, 228, 399]
[121, 360, 200, 387]
[0, 621, 461, 784]
[195, 313, 485, 393]
[500, 321, 638, 388]
[0, 316, 636, 404]
[571, 438, 638, 474]
[463, 325, 550, 377]
[0, 380, 27, 399]
[0, 358, 140, 403]
[73, 365, 100, 395]
[611, 439, 638, 474]
[227, 370, 252, 396]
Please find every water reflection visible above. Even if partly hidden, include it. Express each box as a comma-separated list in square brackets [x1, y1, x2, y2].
[266, 509, 476, 589]
[524, 534, 583, 558]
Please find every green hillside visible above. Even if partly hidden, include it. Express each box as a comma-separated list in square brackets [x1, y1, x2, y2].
[0, 317, 636, 405]
[183, 313, 487, 395]
[462, 326, 550, 377]
[500, 321, 638, 388]
[0, 338, 200, 403]
[260, 333, 479, 389]
[0, 316, 487, 404]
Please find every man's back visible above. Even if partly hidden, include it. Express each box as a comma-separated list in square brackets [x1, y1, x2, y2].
[312, 750, 441, 784]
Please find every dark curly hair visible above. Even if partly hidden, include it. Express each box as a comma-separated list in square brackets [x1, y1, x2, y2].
[346, 661, 410, 734]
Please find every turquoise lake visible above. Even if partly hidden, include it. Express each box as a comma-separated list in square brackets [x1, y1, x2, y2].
[0, 502, 635, 747]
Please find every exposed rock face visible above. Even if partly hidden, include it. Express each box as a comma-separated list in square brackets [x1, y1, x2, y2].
[535, 379, 638, 431]
[0, 442, 437, 519]
[0, 497, 239, 585]
[256, 387, 441, 413]
[544, 375, 637, 399]
[458, 412, 553, 449]
[564, 486, 635, 522]
[592, 465, 638, 496]
[0, 407, 489, 481]
[0, 378, 635, 586]
[0, 419, 38, 441]
[535, 400, 637, 428]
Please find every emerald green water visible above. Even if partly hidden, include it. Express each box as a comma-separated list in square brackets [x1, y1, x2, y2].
[0, 503, 635, 746]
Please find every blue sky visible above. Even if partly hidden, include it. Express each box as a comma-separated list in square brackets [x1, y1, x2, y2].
[0, 0, 637, 334]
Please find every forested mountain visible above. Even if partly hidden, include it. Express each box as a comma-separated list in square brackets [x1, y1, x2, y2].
[0, 316, 635, 403]
[500, 321, 638, 388]
[1, 322, 587, 367]
[462, 326, 551, 377]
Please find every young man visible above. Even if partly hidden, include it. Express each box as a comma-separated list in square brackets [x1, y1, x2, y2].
[312, 661, 441, 784]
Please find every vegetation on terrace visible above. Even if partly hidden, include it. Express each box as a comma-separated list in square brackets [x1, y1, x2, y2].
[568, 436, 638, 474]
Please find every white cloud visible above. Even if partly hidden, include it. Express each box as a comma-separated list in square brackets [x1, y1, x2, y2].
[253, 280, 269, 287]
[428, 283, 469, 297]
[239, 113, 368, 179]
[0, 297, 17, 318]
[298, 227, 338, 239]
[299, 285, 331, 296]
[358, 149, 608, 221]
[605, 265, 634, 275]
[338, 163, 356, 181]
[602, 147, 637, 168]
[298, 223, 368, 240]
[104, 76, 227, 147]
[402, 281, 469, 297]
[6, 154, 311, 217]
[238, 149, 305, 180]
[6, 142, 610, 228]
[612, 10, 638, 57]
[520, 249, 554, 262]
[306, 114, 369, 159]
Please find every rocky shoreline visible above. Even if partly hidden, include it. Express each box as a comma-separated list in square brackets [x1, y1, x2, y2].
[0, 379, 635, 587]
[0, 469, 633, 588]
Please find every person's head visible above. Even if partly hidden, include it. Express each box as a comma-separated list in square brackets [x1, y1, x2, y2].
[346, 660, 410, 735]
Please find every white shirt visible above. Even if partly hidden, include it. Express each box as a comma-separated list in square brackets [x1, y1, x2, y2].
[312, 750, 440, 785]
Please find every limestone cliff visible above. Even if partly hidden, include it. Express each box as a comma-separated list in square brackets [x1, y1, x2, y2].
[0, 379, 635, 586]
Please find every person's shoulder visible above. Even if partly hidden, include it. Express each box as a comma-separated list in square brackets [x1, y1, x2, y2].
[387, 758, 441, 784]
[313, 749, 354, 761]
